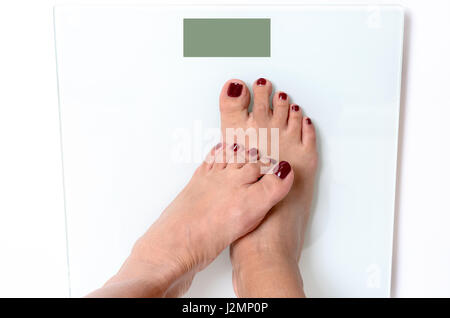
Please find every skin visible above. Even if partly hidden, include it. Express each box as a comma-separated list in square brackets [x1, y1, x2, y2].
[88, 78, 317, 298]
[219, 78, 318, 298]
[88, 142, 294, 297]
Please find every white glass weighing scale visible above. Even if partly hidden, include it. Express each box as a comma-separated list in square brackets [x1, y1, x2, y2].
[54, 5, 404, 297]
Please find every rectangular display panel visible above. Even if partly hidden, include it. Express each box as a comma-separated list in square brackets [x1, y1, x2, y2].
[183, 18, 270, 57]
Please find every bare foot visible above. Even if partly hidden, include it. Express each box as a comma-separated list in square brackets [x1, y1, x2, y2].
[89, 143, 294, 297]
[219, 78, 318, 297]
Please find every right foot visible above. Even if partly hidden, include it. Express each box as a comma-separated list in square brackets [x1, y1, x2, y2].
[98, 143, 294, 297]
[220, 78, 319, 297]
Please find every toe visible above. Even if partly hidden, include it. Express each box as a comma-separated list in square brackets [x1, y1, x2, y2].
[220, 79, 250, 129]
[240, 161, 265, 183]
[247, 147, 260, 163]
[227, 143, 247, 169]
[301, 117, 316, 148]
[249, 160, 294, 210]
[203, 142, 223, 169]
[251, 78, 273, 123]
[272, 91, 290, 126]
[211, 143, 228, 170]
[287, 104, 303, 140]
[227, 146, 260, 172]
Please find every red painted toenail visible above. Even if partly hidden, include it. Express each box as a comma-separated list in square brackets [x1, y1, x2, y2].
[306, 118, 312, 125]
[249, 148, 259, 157]
[279, 92, 287, 100]
[215, 143, 222, 150]
[274, 161, 291, 179]
[232, 143, 239, 152]
[291, 104, 300, 112]
[256, 78, 266, 86]
[227, 82, 243, 97]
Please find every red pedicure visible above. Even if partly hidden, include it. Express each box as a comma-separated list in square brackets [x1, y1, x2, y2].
[215, 143, 222, 150]
[227, 82, 243, 97]
[274, 161, 291, 179]
[232, 143, 240, 152]
[249, 148, 259, 157]
[306, 118, 312, 125]
[279, 92, 287, 100]
[256, 78, 266, 86]
[291, 104, 300, 112]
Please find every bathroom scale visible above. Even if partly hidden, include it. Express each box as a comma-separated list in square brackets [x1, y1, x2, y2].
[54, 5, 404, 297]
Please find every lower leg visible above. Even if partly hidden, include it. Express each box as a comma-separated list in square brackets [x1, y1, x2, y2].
[232, 251, 305, 298]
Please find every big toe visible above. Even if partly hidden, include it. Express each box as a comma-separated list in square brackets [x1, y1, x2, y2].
[220, 79, 250, 130]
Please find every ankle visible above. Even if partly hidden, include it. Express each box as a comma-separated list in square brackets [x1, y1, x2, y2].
[232, 253, 305, 298]
[106, 236, 199, 297]
[104, 259, 173, 297]
[231, 239, 300, 264]
[232, 250, 299, 275]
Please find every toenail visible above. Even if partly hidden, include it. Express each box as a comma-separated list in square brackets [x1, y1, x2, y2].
[274, 161, 291, 179]
[232, 143, 240, 152]
[215, 143, 222, 150]
[227, 82, 243, 97]
[256, 78, 266, 86]
[249, 148, 259, 157]
[306, 118, 312, 125]
[291, 104, 300, 112]
[279, 92, 287, 100]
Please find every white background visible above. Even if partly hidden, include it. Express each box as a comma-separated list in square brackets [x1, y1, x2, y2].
[0, 0, 449, 297]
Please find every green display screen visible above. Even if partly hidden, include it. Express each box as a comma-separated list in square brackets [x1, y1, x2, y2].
[183, 18, 270, 57]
